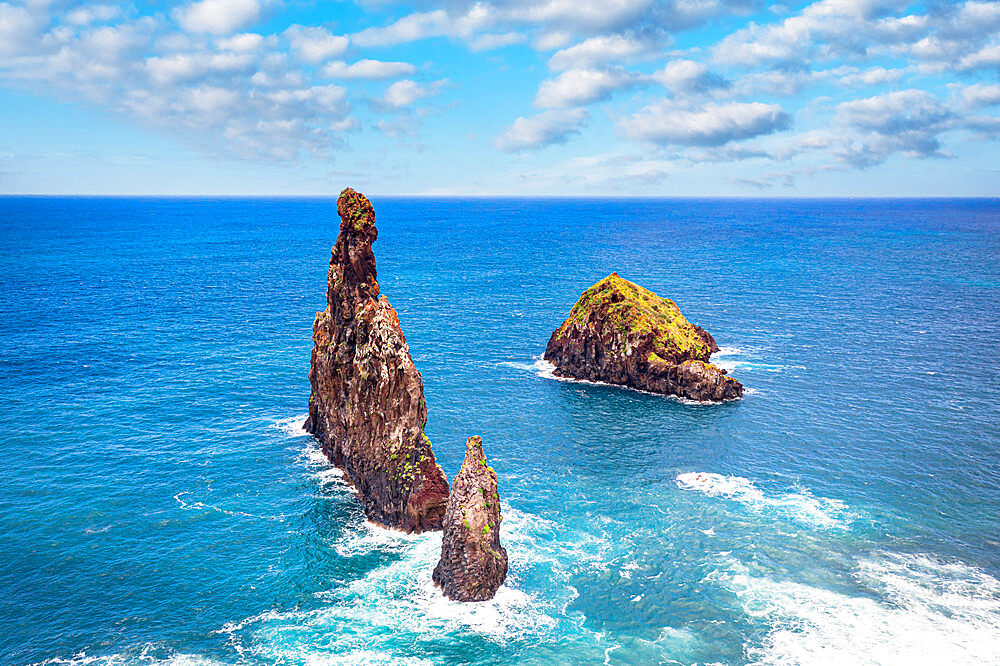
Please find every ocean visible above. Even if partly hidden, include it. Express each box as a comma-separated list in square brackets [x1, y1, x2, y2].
[1, 196, 998, 665]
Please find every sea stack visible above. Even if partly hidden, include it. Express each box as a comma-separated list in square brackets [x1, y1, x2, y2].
[305, 188, 449, 532]
[433, 436, 508, 602]
[544, 273, 743, 401]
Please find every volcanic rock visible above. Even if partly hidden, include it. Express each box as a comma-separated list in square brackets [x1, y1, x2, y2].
[544, 273, 743, 401]
[305, 188, 449, 533]
[433, 436, 508, 602]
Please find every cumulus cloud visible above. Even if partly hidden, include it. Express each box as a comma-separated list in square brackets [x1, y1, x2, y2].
[535, 67, 639, 107]
[174, 0, 262, 35]
[284, 26, 349, 64]
[495, 108, 588, 151]
[322, 59, 416, 80]
[216, 33, 265, 52]
[0, 2, 48, 56]
[834, 89, 954, 166]
[382, 79, 447, 108]
[650, 59, 729, 93]
[0, 6, 355, 161]
[352, 7, 491, 48]
[714, 0, 1000, 78]
[547, 33, 660, 70]
[66, 5, 120, 27]
[618, 101, 791, 146]
[956, 83, 1000, 107]
[350, 0, 756, 52]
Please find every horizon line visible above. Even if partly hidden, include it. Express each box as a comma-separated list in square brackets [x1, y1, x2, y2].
[2, 194, 999, 200]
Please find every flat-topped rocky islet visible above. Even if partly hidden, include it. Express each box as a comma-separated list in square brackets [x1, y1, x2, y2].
[544, 273, 743, 402]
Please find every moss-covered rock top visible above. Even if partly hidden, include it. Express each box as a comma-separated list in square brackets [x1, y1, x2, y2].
[337, 187, 375, 232]
[557, 272, 711, 362]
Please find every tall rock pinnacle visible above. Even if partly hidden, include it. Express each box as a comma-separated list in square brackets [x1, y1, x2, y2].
[433, 436, 508, 601]
[305, 188, 449, 533]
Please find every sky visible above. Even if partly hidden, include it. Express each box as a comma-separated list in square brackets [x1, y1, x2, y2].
[1, 0, 999, 195]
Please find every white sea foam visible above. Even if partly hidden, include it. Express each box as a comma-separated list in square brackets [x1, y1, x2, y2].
[714, 553, 1000, 665]
[273, 414, 310, 437]
[216, 505, 603, 663]
[501, 358, 735, 405]
[294, 438, 350, 490]
[676, 472, 855, 530]
[33, 645, 225, 666]
[712, 346, 805, 374]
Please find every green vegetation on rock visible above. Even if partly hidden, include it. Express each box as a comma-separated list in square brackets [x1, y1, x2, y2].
[559, 273, 710, 361]
[339, 188, 374, 231]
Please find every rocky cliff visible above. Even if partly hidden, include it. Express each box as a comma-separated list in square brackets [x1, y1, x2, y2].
[544, 273, 743, 401]
[305, 188, 449, 533]
[433, 436, 508, 601]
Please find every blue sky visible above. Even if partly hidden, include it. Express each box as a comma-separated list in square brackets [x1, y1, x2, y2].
[1, 0, 999, 195]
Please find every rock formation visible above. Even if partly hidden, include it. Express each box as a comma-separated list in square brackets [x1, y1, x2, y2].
[433, 436, 508, 602]
[544, 273, 743, 401]
[305, 188, 449, 533]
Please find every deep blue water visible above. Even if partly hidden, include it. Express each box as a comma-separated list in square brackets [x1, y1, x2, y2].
[1, 196, 999, 665]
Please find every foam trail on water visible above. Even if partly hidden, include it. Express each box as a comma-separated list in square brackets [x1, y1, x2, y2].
[713, 553, 1000, 665]
[676, 472, 855, 530]
[173, 492, 287, 522]
[712, 346, 805, 373]
[500, 358, 733, 405]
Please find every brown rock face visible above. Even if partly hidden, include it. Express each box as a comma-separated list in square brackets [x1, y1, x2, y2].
[544, 273, 743, 402]
[305, 188, 449, 533]
[433, 436, 508, 602]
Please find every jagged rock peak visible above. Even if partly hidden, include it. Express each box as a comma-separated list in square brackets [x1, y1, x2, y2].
[305, 187, 449, 533]
[544, 273, 743, 402]
[433, 436, 508, 602]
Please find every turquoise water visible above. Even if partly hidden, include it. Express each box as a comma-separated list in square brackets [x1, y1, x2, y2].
[2, 197, 999, 665]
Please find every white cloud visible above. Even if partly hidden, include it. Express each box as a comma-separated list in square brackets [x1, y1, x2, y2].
[835, 65, 904, 87]
[216, 33, 264, 52]
[0, 3, 49, 56]
[145, 52, 254, 85]
[834, 89, 954, 166]
[284, 26, 349, 64]
[495, 107, 588, 151]
[323, 60, 417, 80]
[352, 8, 491, 48]
[535, 67, 638, 107]
[382, 79, 447, 107]
[65, 5, 120, 27]
[958, 43, 1000, 71]
[468, 32, 525, 51]
[174, 0, 262, 35]
[376, 116, 419, 138]
[618, 101, 791, 146]
[548, 34, 657, 70]
[650, 59, 729, 92]
[957, 83, 1000, 107]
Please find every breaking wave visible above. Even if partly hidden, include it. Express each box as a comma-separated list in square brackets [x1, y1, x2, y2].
[272, 414, 310, 437]
[712, 553, 1000, 665]
[676, 472, 856, 530]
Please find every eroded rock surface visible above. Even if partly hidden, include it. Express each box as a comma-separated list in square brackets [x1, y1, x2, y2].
[305, 188, 448, 532]
[433, 436, 508, 602]
[544, 273, 743, 401]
